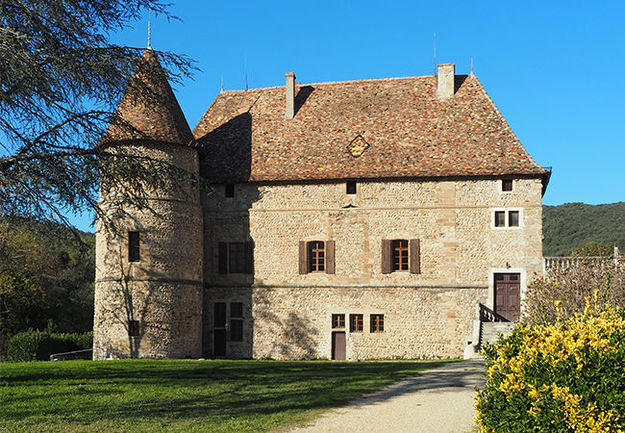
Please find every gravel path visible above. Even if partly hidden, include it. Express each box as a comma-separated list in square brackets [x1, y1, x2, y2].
[288, 360, 485, 433]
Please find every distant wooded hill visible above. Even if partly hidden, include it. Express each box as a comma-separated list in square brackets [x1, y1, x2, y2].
[543, 202, 625, 257]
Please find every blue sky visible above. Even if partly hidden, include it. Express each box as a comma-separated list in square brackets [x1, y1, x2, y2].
[76, 0, 624, 230]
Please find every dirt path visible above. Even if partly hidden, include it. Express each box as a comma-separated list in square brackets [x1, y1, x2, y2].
[288, 360, 485, 433]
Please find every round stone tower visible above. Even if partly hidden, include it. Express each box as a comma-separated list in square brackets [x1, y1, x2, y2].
[93, 49, 203, 359]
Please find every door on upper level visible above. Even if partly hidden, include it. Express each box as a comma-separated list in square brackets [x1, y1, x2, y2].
[494, 273, 521, 322]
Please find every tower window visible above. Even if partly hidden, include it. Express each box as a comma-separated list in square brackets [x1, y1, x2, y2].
[128, 231, 140, 262]
[502, 179, 513, 192]
[346, 180, 357, 195]
[128, 320, 140, 337]
[225, 184, 234, 198]
[392, 240, 409, 271]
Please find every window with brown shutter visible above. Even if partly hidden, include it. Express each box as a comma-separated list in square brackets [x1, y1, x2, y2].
[325, 240, 335, 274]
[410, 239, 421, 274]
[299, 241, 308, 274]
[218, 242, 228, 274]
[381, 239, 392, 274]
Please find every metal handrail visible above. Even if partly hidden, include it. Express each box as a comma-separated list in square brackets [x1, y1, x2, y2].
[50, 348, 92, 361]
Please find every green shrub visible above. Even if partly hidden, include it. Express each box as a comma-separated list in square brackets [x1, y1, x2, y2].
[7, 330, 93, 362]
[476, 303, 625, 432]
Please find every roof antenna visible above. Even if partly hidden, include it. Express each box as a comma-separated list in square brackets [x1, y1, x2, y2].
[470, 57, 474, 75]
[147, 9, 152, 49]
[220, 76, 224, 93]
[433, 32, 437, 73]
[244, 53, 248, 91]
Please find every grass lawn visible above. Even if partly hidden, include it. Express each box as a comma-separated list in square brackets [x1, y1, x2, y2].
[0, 359, 449, 433]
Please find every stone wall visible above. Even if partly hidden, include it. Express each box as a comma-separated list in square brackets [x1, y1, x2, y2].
[202, 176, 543, 359]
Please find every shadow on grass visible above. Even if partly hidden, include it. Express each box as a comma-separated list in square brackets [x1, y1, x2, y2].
[0, 360, 466, 426]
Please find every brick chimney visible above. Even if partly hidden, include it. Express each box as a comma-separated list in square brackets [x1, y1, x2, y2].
[285, 72, 296, 119]
[436, 63, 455, 99]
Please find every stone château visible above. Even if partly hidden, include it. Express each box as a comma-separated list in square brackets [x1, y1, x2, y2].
[93, 50, 550, 360]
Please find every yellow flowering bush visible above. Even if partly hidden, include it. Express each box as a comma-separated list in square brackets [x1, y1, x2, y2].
[476, 303, 625, 432]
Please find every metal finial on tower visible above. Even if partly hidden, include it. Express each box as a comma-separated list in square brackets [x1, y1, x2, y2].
[244, 54, 248, 91]
[220, 76, 224, 93]
[147, 9, 152, 49]
[433, 32, 437, 73]
[470, 57, 474, 75]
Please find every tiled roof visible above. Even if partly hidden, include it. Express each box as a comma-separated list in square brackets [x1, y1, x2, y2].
[193, 74, 548, 183]
[102, 49, 193, 146]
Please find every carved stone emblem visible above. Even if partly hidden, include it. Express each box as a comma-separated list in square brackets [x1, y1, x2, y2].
[347, 135, 370, 157]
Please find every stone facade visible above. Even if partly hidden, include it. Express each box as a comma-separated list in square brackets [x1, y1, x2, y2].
[201, 177, 543, 359]
[93, 54, 548, 360]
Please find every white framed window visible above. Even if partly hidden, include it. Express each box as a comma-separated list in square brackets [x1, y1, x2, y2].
[491, 209, 522, 229]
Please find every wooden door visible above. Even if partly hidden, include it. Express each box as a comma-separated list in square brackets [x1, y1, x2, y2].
[214, 303, 227, 357]
[332, 332, 346, 360]
[495, 273, 521, 322]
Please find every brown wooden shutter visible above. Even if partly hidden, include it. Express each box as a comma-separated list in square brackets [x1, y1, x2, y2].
[410, 239, 421, 274]
[244, 241, 254, 274]
[381, 239, 392, 274]
[299, 241, 308, 274]
[218, 242, 228, 274]
[326, 240, 335, 274]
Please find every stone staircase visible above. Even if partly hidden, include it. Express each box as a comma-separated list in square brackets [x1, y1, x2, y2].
[480, 321, 515, 346]
[463, 303, 516, 359]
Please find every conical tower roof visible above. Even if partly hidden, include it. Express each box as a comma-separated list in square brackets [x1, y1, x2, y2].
[102, 49, 193, 146]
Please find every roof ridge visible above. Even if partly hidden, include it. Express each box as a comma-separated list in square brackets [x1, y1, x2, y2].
[218, 74, 437, 95]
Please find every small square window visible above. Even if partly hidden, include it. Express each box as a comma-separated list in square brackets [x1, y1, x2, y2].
[494, 211, 506, 227]
[230, 302, 243, 318]
[225, 184, 234, 198]
[370, 314, 384, 333]
[332, 314, 345, 329]
[346, 181, 357, 195]
[128, 231, 140, 262]
[508, 211, 519, 227]
[350, 314, 363, 332]
[502, 179, 513, 192]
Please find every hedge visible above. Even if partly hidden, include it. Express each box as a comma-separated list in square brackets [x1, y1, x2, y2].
[476, 303, 625, 432]
[7, 330, 93, 362]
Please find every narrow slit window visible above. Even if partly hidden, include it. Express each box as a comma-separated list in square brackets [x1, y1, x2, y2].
[346, 180, 357, 195]
[128, 231, 140, 262]
[128, 320, 140, 337]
